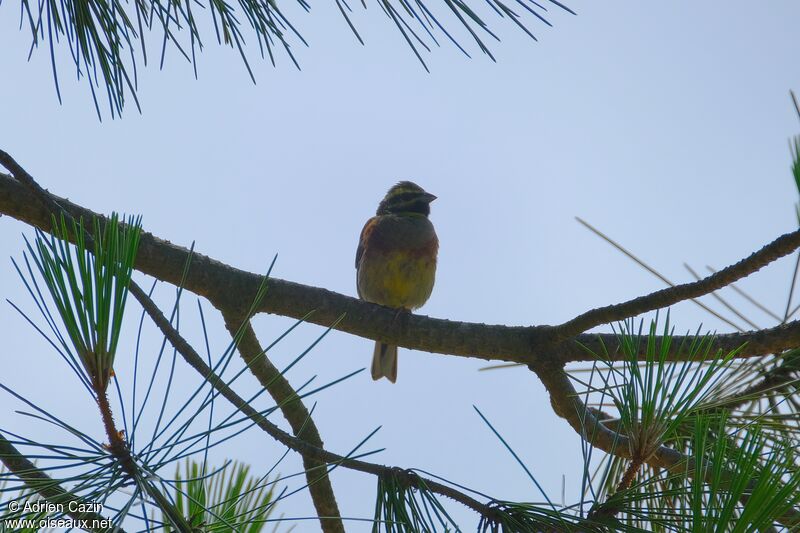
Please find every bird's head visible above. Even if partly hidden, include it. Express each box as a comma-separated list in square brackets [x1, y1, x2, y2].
[376, 181, 437, 217]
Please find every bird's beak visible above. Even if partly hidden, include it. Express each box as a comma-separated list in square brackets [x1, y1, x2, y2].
[423, 192, 437, 203]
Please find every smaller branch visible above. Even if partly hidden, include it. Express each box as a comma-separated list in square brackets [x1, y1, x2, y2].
[128, 283, 497, 521]
[705, 265, 783, 322]
[532, 359, 687, 472]
[96, 389, 137, 477]
[220, 310, 344, 533]
[684, 262, 755, 331]
[530, 359, 800, 528]
[572, 217, 746, 331]
[0, 433, 125, 532]
[614, 459, 642, 493]
[553, 220, 800, 340]
[586, 457, 643, 521]
[95, 387, 189, 532]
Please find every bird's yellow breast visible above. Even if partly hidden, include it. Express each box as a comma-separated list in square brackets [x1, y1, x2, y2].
[357, 249, 436, 310]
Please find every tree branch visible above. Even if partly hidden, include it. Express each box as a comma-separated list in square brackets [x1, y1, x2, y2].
[0, 150, 343, 530]
[550, 228, 800, 341]
[2, 168, 800, 370]
[219, 309, 344, 533]
[558, 320, 800, 364]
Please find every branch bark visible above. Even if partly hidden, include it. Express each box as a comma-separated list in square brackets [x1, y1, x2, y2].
[2, 170, 800, 369]
[219, 310, 344, 533]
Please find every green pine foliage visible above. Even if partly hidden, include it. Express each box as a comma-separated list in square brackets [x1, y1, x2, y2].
[164, 460, 280, 532]
[12, 0, 574, 118]
[21, 213, 141, 393]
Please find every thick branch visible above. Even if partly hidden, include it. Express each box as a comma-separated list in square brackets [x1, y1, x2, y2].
[2, 170, 800, 368]
[560, 320, 800, 364]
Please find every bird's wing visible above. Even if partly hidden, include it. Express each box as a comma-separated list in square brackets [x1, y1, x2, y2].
[356, 216, 379, 269]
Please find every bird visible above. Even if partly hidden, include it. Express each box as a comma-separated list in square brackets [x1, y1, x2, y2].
[356, 181, 439, 383]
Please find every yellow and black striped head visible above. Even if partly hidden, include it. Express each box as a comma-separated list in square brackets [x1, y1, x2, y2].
[376, 181, 437, 217]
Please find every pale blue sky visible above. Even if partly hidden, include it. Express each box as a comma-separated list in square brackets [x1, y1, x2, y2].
[1, 1, 800, 530]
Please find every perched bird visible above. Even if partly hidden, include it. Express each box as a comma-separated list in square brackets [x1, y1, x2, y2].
[356, 181, 439, 383]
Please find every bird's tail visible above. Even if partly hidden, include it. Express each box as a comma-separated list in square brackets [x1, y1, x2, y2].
[371, 342, 398, 383]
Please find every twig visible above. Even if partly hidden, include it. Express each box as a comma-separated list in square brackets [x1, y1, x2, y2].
[684, 262, 756, 330]
[585, 456, 643, 521]
[573, 217, 745, 331]
[705, 265, 782, 322]
[554, 217, 800, 340]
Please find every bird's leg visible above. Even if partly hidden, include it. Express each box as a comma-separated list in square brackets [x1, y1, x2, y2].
[383, 306, 408, 336]
[394, 307, 412, 336]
